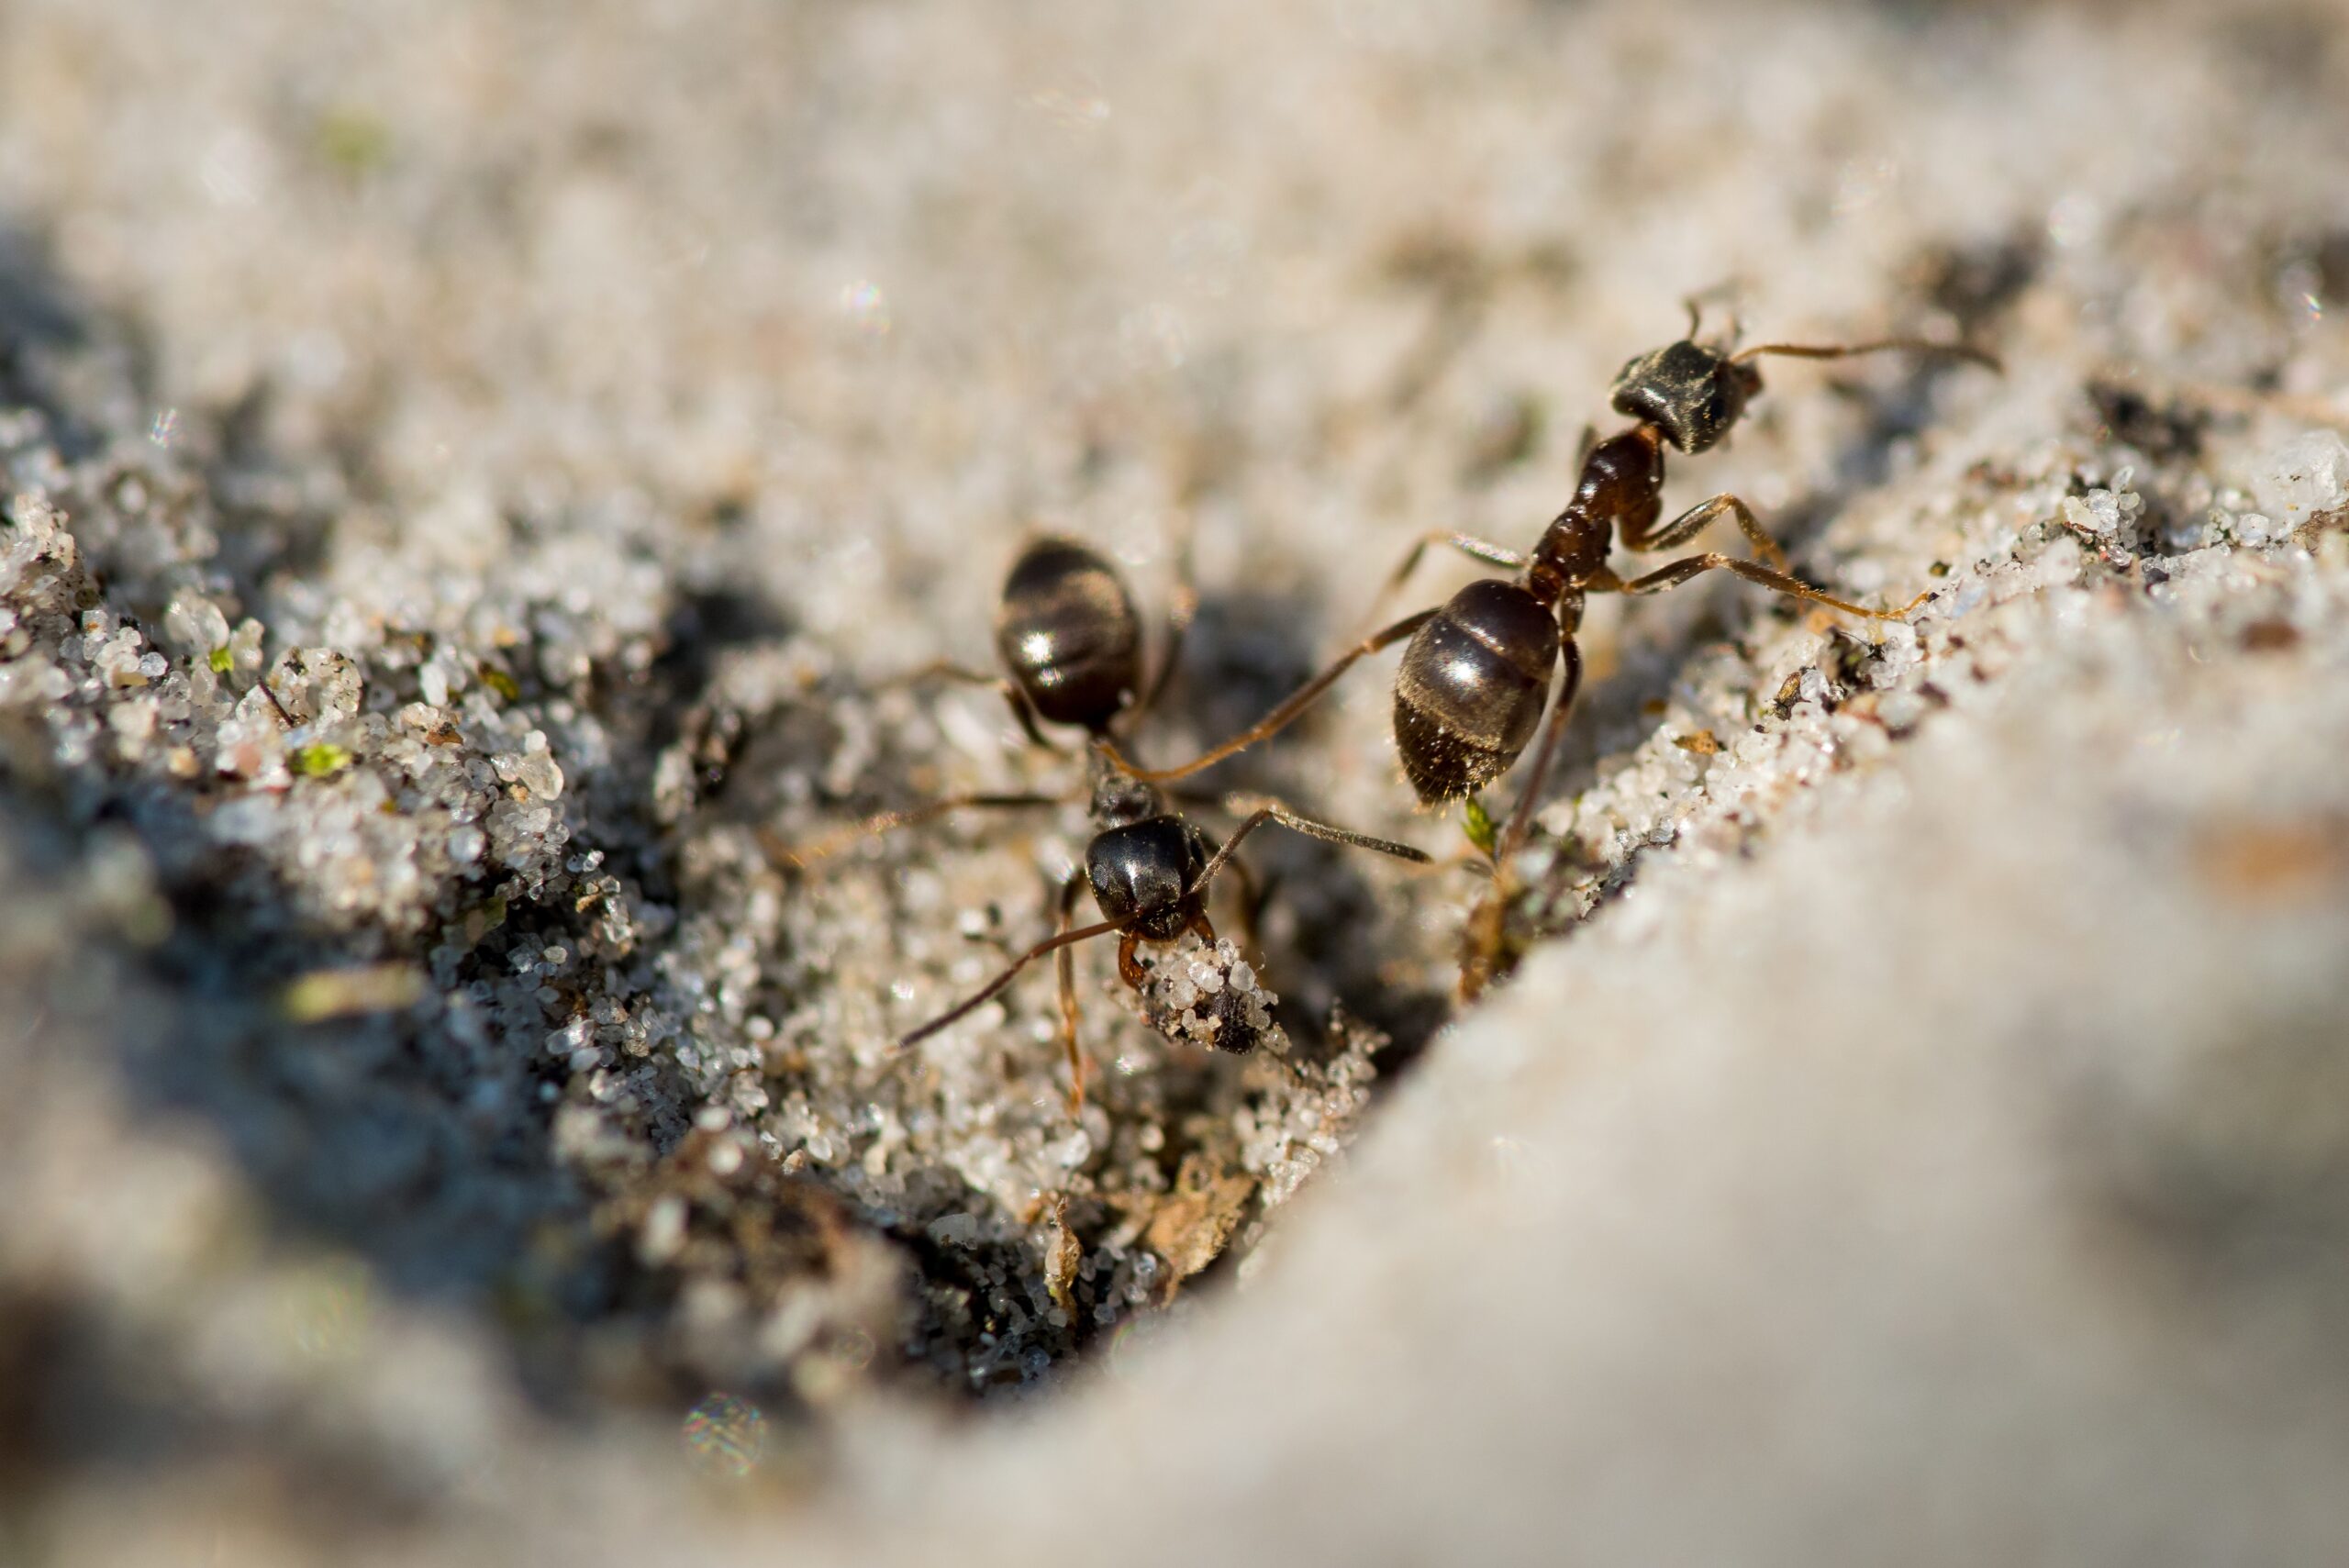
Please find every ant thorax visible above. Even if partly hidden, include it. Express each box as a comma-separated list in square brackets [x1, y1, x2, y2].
[1085, 744, 1164, 828]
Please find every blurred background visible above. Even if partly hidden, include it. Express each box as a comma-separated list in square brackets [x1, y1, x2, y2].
[4, 1, 2349, 1562]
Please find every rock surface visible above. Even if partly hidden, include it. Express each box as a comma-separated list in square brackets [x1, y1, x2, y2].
[4, 1, 2349, 1563]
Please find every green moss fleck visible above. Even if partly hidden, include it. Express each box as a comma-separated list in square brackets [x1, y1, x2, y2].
[1462, 794, 1498, 860]
[294, 741, 353, 777]
[317, 108, 392, 176]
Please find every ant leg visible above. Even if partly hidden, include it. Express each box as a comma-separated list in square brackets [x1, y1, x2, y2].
[1631, 492, 1792, 574]
[1410, 850, 1497, 881]
[1462, 634, 1584, 1002]
[1592, 551, 1931, 622]
[1492, 635, 1585, 866]
[1361, 530, 1529, 628]
[1000, 684, 1058, 752]
[890, 660, 997, 686]
[1106, 607, 1440, 784]
[1731, 338, 2002, 374]
[1117, 931, 1147, 989]
[761, 788, 1074, 870]
[1132, 512, 1200, 727]
[1053, 873, 1089, 1116]
[890, 661, 1062, 752]
[1191, 795, 1430, 896]
[899, 917, 1122, 1047]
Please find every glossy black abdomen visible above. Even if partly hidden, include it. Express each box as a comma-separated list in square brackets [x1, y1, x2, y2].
[1391, 578, 1559, 802]
[994, 537, 1143, 731]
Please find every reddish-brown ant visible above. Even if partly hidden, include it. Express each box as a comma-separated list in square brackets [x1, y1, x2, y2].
[1107, 309, 1998, 995]
[768, 535, 1428, 1112]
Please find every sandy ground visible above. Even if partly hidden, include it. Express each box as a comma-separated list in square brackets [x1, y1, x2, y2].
[5, 1, 2349, 1562]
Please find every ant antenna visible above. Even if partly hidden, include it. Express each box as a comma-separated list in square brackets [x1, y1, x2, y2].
[1099, 607, 1442, 785]
[1192, 793, 1431, 889]
[1731, 337, 2002, 373]
[1681, 284, 1745, 351]
[761, 789, 1073, 870]
[901, 917, 1121, 1048]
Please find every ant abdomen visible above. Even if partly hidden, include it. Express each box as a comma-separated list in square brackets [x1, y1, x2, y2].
[1392, 578, 1559, 802]
[994, 536, 1143, 731]
[1085, 813, 1212, 940]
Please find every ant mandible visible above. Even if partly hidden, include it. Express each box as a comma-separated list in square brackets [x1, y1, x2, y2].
[1105, 308, 1998, 995]
[769, 535, 1429, 1113]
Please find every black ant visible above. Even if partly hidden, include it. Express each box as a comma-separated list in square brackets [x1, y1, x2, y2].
[1105, 309, 1998, 995]
[769, 535, 1429, 1113]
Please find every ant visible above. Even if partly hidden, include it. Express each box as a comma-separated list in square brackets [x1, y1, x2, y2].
[1105, 307, 1999, 995]
[769, 535, 1430, 1113]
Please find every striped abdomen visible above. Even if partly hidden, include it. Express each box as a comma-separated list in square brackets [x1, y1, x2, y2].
[1391, 579, 1559, 802]
[993, 537, 1143, 731]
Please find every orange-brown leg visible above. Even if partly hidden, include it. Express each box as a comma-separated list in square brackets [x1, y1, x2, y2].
[1358, 530, 1529, 629]
[890, 660, 1062, 752]
[1461, 631, 1585, 1002]
[899, 916, 1121, 1048]
[1627, 493, 1793, 574]
[1105, 609, 1438, 784]
[1117, 931, 1147, 990]
[1592, 552, 1930, 621]
[759, 788, 1072, 871]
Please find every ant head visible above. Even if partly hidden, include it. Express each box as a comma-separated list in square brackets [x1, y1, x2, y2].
[1085, 814, 1211, 940]
[995, 537, 1144, 732]
[1609, 339, 1765, 455]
